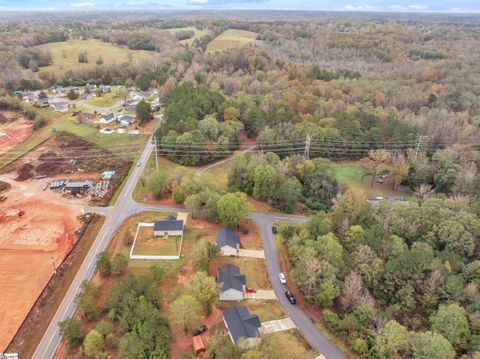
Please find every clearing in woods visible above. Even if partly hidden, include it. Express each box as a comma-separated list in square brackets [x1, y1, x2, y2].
[165, 27, 208, 45]
[207, 29, 258, 52]
[33, 39, 158, 73]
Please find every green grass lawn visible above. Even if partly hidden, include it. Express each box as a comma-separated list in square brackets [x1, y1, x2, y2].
[165, 27, 209, 45]
[263, 330, 319, 359]
[84, 91, 123, 108]
[206, 29, 258, 52]
[332, 162, 366, 189]
[213, 257, 271, 289]
[202, 160, 232, 191]
[33, 39, 158, 73]
[132, 232, 180, 256]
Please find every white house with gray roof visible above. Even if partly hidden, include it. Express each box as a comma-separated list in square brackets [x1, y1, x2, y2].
[153, 218, 184, 237]
[223, 306, 261, 347]
[216, 228, 240, 256]
[99, 112, 116, 124]
[218, 264, 245, 301]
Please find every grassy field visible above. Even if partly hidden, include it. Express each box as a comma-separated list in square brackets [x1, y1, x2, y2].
[207, 29, 258, 52]
[332, 162, 366, 189]
[132, 227, 180, 256]
[263, 330, 319, 359]
[165, 27, 208, 45]
[34, 39, 157, 73]
[84, 91, 122, 108]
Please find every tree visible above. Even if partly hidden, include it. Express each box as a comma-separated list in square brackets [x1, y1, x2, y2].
[374, 320, 409, 358]
[78, 51, 88, 63]
[111, 253, 128, 275]
[67, 89, 79, 100]
[389, 154, 409, 189]
[76, 280, 100, 321]
[96, 56, 103, 65]
[147, 172, 168, 199]
[136, 99, 152, 125]
[410, 331, 455, 359]
[186, 271, 219, 315]
[253, 164, 279, 202]
[430, 303, 470, 349]
[414, 184, 434, 207]
[83, 329, 105, 357]
[217, 192, 253, 228]
[276, 177, 302, 213]
[339, 271, 365, 310]
[193, 239, 220, 271]
[361, 149, 391, 188]
[170, 294, 202, 332]
[96, 251, 111, 277]
[58, 317, 85, 349]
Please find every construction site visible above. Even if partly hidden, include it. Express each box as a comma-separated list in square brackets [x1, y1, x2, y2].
[0, 111, 34, 156]
[0, 131, 134, 351]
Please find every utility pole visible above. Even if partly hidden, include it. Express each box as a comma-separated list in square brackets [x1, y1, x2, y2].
[415, 136, 424, 157]
[304, 134, 311, 160]
[50, 256, 57, 275]
[154, 135, 159, 174]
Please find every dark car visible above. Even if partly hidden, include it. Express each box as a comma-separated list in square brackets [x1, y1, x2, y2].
[192, 325, 208, 336]
[285, 290, 296, 305]
[272, 226, 278, 234]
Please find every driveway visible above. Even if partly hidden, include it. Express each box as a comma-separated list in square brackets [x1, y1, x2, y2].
[237, 249, 265, 258]
[245, 289, 276, 300]
[260, 317, 296, 334]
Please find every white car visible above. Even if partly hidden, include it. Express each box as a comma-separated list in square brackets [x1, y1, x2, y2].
[279, 273, 287, 284]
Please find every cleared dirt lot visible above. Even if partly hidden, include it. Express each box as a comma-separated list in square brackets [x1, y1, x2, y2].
[0, 174, 85, 350]
[0, 111, 33, 156]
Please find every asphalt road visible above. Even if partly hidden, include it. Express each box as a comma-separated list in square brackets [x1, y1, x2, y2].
[33, 141, 345, 359]
[253, 213, 346, 359]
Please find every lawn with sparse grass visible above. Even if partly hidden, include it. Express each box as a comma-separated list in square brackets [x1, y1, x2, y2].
[33, 39, 158, 73]
[165, 27, 209, 45]
[84, 91, 122, 108]
[263, 330, 319, 359]
[132, 226, 180, 256]
[207, 29, 258, 52]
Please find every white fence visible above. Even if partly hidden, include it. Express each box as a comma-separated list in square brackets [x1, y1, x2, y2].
[129, 222, 183, 260]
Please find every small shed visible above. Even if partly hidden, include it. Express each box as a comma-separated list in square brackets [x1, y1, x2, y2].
[192, 335, 205, 356]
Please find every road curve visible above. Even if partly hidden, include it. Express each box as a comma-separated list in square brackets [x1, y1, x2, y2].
[33, 140, 345, 359]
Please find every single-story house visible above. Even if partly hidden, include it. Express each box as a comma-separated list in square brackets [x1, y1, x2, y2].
[99, 128, 114, 134]
[128, 130, 140, 135]
[124, 102, 138, 111]
[50, 102, 69, 112]
[218, 264, 245, 301]
[216, 228, 240, 256]
[85, 83, 97, 90]
[117, 128, 126, 134]
[132, 94, 144, 102]
[52, 86, 65, 94]
[76, 112, 96, 121]
[153, 219, 184, 237]
[223, 306, 261, 347]
[99, 112, 116, 124]
[99, 84, 112, 93]
[118, 115, 136, 127]
[80, 92, 96, 100]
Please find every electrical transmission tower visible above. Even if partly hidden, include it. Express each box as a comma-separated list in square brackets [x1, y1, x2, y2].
[415, 136, 426, 157]
[304, 134, 311, 160]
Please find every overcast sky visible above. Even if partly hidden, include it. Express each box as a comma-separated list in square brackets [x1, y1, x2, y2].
[0, 0, 479, 12]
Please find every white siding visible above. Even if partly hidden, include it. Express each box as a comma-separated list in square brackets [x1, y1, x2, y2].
[153, 229, 183, 237]
[220, 288, 244, 301]
[220, 245, 237, 257]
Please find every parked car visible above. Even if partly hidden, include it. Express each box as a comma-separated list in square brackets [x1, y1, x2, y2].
[192, 325, 208, 336]
[279, 272, 287, 284]
[245, 287, 257, 293]
[272, 226, 278, 234]
[285, 290, 296, 305]
[137, 161, 141, 167]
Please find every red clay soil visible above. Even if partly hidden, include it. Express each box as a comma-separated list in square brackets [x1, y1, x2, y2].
[0, 175, 84, 351]
[0, 118, 34, 156]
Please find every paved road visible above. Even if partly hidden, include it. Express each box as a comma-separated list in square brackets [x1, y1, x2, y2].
[33, 143, 345, 359]
[253, 213, 346, 359]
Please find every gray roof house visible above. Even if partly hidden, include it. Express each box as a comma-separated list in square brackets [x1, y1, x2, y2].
[153, 219, 184, 237]
[223, 306, 261, 347]
[216, 228, 240, 256]
[218, 264, 245, 301]
[50, 102, 69, 112]
[100, 112, 116, 124]
[118, 115, 136, 127]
